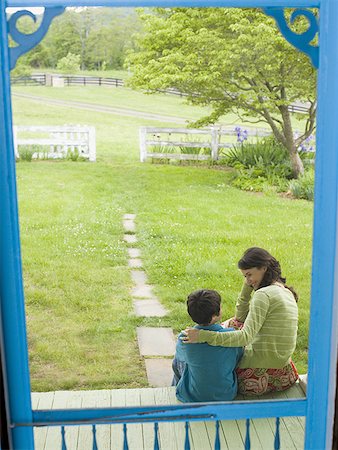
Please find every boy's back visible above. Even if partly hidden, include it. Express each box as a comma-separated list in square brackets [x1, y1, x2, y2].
[175, 324, 243, 403]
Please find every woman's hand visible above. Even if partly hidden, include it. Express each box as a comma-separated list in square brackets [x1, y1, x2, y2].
[181, 327, 199, 343]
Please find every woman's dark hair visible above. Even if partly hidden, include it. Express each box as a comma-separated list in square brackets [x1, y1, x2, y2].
[238, 247, 298, 301]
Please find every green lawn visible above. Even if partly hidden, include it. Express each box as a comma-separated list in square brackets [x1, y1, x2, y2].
[12, 86, 312, 391]
[12, 84, 306, 130]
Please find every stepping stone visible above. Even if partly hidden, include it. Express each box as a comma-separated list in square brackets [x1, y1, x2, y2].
[128, 248, 141, 258]
[133, 299, 167, 317]
[132, 284, 154, 298]
[123, 220, 136, 233]
[124, 234, 137, 244]
[145, 359, 174, 387]
[128, 258, 143, 269]
[123, 214, 136, 220]
[137, 327, 176, 356]
[131, 270, 148, 285]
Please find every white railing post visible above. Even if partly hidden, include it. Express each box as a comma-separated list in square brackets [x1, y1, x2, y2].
[14, 126, 96, 161]
[140, 127, 147, 162]
[210, 127, 219, 161]
[12, 125, 18, 159]
[88, 126, 96, 162]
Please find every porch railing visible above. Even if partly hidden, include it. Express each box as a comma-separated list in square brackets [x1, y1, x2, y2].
[14, 398, 307, 449]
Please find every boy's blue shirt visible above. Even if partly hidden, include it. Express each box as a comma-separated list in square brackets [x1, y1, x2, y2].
[175, 324, 244, 403]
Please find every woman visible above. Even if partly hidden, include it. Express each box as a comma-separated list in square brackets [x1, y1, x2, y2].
[183, 247, 299, 396]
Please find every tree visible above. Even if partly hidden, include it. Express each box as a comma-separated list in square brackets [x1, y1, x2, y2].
[127, 8, 317, 178]
[8, 8, 143, 72]
[43, 10, 82, 68]
[83, 8, 143, 70]
[56, 52, 80, 73]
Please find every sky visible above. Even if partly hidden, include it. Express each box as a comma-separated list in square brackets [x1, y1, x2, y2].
[6, 7, 45, 14]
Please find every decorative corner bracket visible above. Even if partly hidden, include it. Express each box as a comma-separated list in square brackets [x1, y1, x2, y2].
[263, 8, 319, 69]
[8, 7, 65, 71]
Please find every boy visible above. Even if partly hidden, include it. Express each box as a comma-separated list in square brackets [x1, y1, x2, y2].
[172, 289, 243, 402]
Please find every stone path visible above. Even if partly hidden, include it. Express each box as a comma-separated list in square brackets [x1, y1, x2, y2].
[123, 214, 176, 387]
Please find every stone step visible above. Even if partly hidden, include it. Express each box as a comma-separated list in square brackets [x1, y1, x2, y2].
[132, 284, 155, 298]
[137, 327, 176, 356]
[145, 359, 174, 387]
[131, 270, 148, 285]
[123, 234, 137, 244]
[123, 219, 136, 233]
[133, 299, 167, 317]
[128, 258, 143, 269]
[128, 248, 141, 258]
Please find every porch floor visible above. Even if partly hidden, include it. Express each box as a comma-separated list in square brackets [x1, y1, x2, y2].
[32, 383, 305, 450]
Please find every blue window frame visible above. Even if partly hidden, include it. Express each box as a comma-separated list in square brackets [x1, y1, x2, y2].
[0, 1, 337, 449]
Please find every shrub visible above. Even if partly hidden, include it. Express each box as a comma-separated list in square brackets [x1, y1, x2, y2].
[230, 171, 289, 193]
[299, 150, 315, 169]
[231, 174, 266, 192]
[11, 63, 32, 78]
[56, 53, 81, 74]
[66, 148, 80, 161]
[18, 146, 35, 162]
[223, 136, 293, 180]
[288, 168, 314, 201]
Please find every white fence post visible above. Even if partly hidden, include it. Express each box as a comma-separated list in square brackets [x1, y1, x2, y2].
[14, 125, 96, 161]
[88, 126, 96, 162]
[211, 127, 219, 161]
[140, 127, 147, 162]
[12, 126, 18, 159]
[138, 126, 274, 163]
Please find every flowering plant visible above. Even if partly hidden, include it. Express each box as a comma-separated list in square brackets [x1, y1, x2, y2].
[235, 126, 248, 143]
[294, 132, 316, 153]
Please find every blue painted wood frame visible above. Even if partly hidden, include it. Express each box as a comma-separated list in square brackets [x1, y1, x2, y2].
[1, 1, 337, 449]
[0, 4, 34, 449]
[306, 0, 338, 447]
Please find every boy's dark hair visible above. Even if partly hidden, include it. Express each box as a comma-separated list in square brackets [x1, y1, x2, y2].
[187, 289, 221, 325]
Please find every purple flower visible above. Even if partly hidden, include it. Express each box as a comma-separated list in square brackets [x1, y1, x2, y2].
[234, 126, 248, 143]
[298, 134, 316, 152]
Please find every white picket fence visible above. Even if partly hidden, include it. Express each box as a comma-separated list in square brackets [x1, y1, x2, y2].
[139, 126, 271, 162]
[13, 125, 96, 161]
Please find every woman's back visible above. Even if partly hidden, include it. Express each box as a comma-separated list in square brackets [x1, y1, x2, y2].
[239, 284, 298, 368]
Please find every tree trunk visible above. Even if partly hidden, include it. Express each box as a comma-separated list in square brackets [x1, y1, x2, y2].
[289, 144, 304, 179]
[279, 104, 304, 178]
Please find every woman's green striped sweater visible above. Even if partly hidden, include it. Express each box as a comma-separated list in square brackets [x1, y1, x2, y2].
[198, 283, 298, 369]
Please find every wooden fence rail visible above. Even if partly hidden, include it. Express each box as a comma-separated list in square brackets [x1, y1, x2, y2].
[60, 76, 124, 87]
[13, 125, 96, 161]
[11, 74, 46, 86]
[139, 126, 271, 162]
[11, 74, 124, 88]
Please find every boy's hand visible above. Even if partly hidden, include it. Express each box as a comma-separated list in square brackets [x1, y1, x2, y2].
[181, 327, 199, 343]
[221, 319, 231, 328]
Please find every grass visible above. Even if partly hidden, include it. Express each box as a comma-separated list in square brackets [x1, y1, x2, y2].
[12, 83, 307, 131]
[13, 85, 216, 123]
[12, 85, 312, 391]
